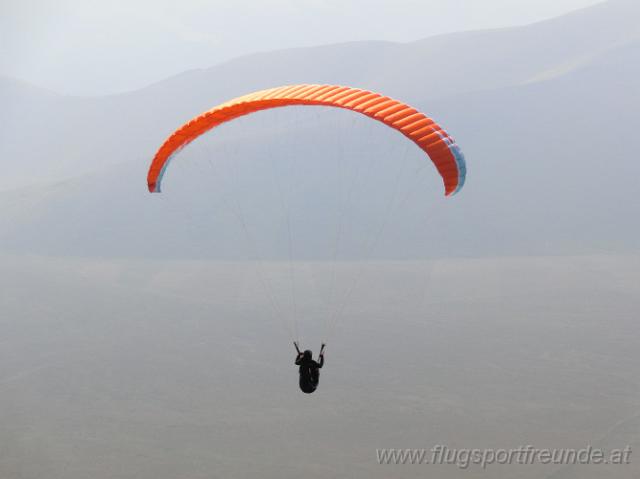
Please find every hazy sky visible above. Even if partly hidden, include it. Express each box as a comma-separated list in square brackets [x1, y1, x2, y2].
[2, 0, 604, 96]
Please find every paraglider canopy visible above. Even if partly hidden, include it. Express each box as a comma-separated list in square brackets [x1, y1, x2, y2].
[147, 84, 466, 196]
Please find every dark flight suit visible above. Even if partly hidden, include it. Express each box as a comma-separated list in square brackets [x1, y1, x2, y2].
[295, 352, 324, 393]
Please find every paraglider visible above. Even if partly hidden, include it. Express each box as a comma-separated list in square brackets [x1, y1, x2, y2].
[294, 342, 325, 394]
[147, 84, 466, 393]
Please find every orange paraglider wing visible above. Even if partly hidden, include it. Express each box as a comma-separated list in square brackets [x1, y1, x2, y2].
[147, 84, 466, 195]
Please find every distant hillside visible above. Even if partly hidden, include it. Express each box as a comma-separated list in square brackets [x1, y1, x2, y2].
[0, 0, 638, 258]
[2, 0, 638, 189]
